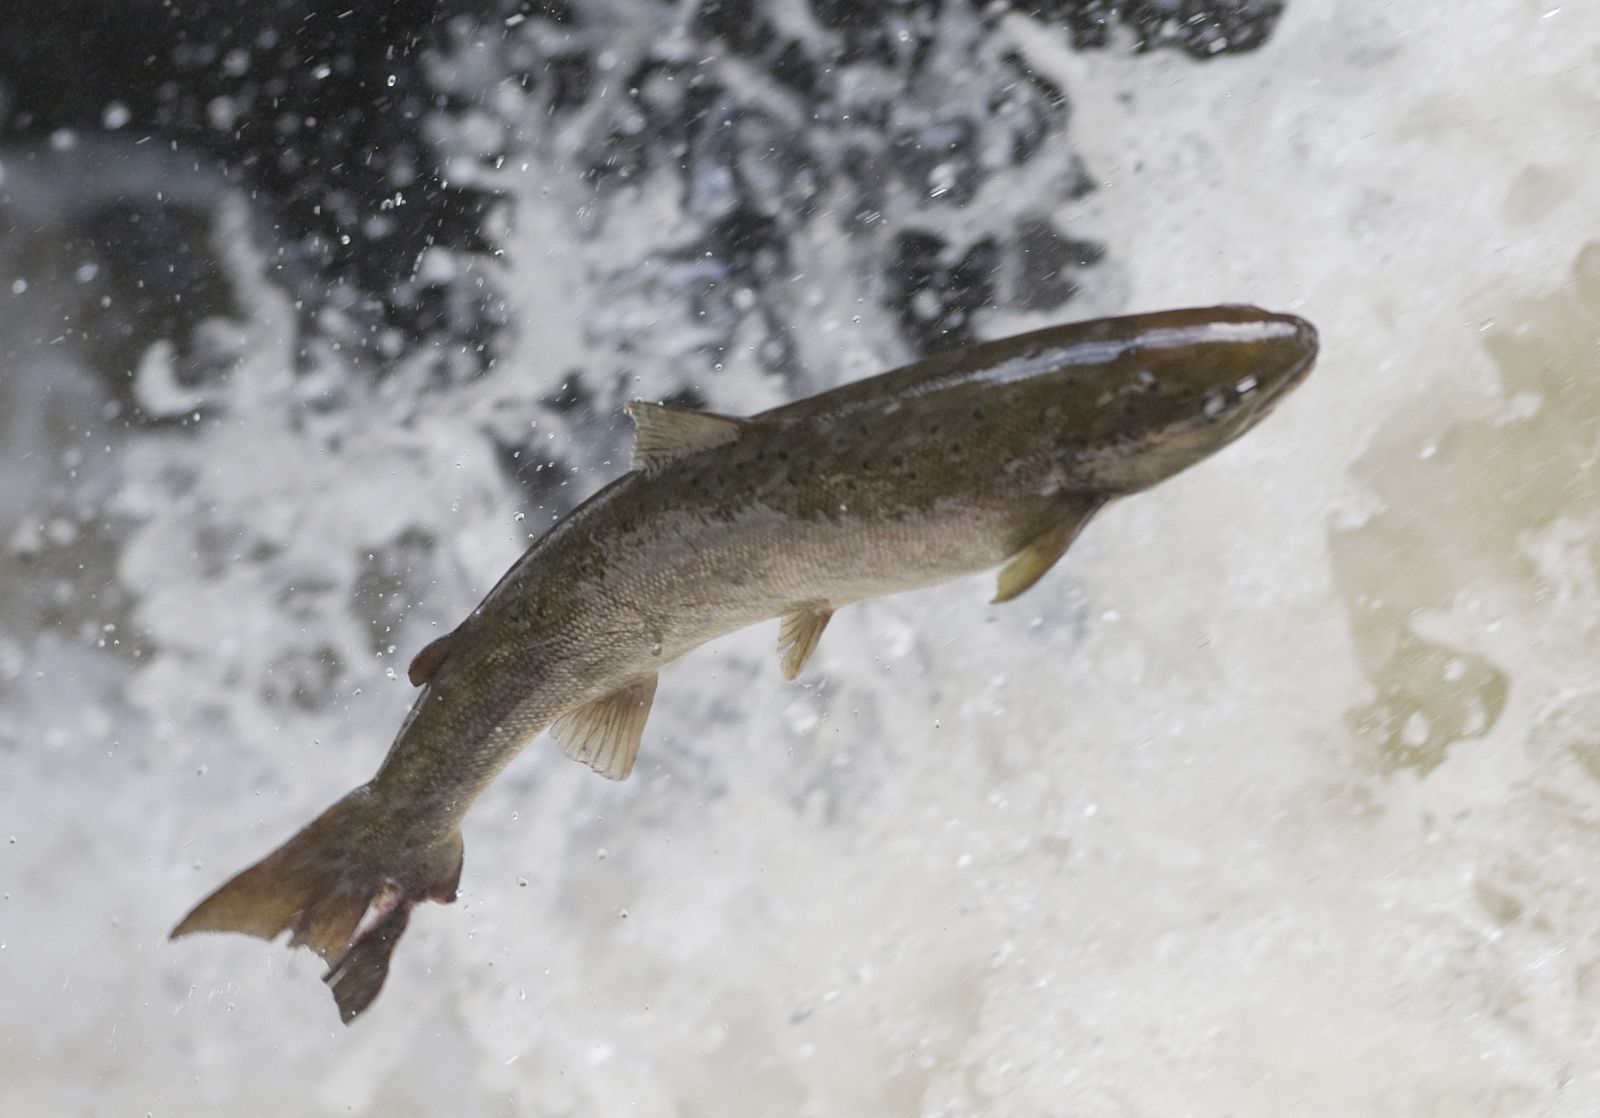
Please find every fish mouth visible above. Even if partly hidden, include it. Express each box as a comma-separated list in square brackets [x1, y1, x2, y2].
[1249, 312, 1319, 414]
[1206, 310, 1318, 429]
[1273, 313, 1319, 384]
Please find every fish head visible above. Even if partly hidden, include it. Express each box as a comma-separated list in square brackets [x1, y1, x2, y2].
[1067, 305, 1319, 495]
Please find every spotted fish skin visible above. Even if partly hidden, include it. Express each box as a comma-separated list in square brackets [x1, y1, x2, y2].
[171, 304, 1318, 1022]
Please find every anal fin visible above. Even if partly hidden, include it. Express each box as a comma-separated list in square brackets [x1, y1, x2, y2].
[778, 603, 832, 680]
[551, 674, 659, 780]
[993, 500, 1103, 604]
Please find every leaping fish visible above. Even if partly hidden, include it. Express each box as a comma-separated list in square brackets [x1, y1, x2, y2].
[171, 305, 1318, 1022]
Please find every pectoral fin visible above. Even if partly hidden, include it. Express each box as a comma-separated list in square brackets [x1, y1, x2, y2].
[625, 401, 747, 472]
[993, 501, 1103, 604]
[550, 674, 659, 780]
[778, 603, 832, 680]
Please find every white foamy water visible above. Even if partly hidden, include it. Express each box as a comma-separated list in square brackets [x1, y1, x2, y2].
[3, 2, 1599, 1114]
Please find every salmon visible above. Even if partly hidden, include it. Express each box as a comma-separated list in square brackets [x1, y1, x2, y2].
[171, 305, 1318, 1022]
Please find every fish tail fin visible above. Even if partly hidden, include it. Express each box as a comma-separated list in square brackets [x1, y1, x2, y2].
[170, 785, 464, 1024]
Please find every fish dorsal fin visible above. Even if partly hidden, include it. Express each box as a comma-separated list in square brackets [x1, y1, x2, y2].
[550, 674, 659, 780]
[408, 631, 454, 686]
[625, 401, 746, 472]
[992, 499, 1104, 604]
[778, 602, 832, 680]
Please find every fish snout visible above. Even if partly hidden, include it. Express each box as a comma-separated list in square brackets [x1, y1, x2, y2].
[1233, 310, 1318, 416]
[1263, 311, 1319, 392]
[1181, 309, 1318, 431]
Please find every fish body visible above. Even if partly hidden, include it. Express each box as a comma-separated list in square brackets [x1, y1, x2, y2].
[172, 305, 1318, 1021]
